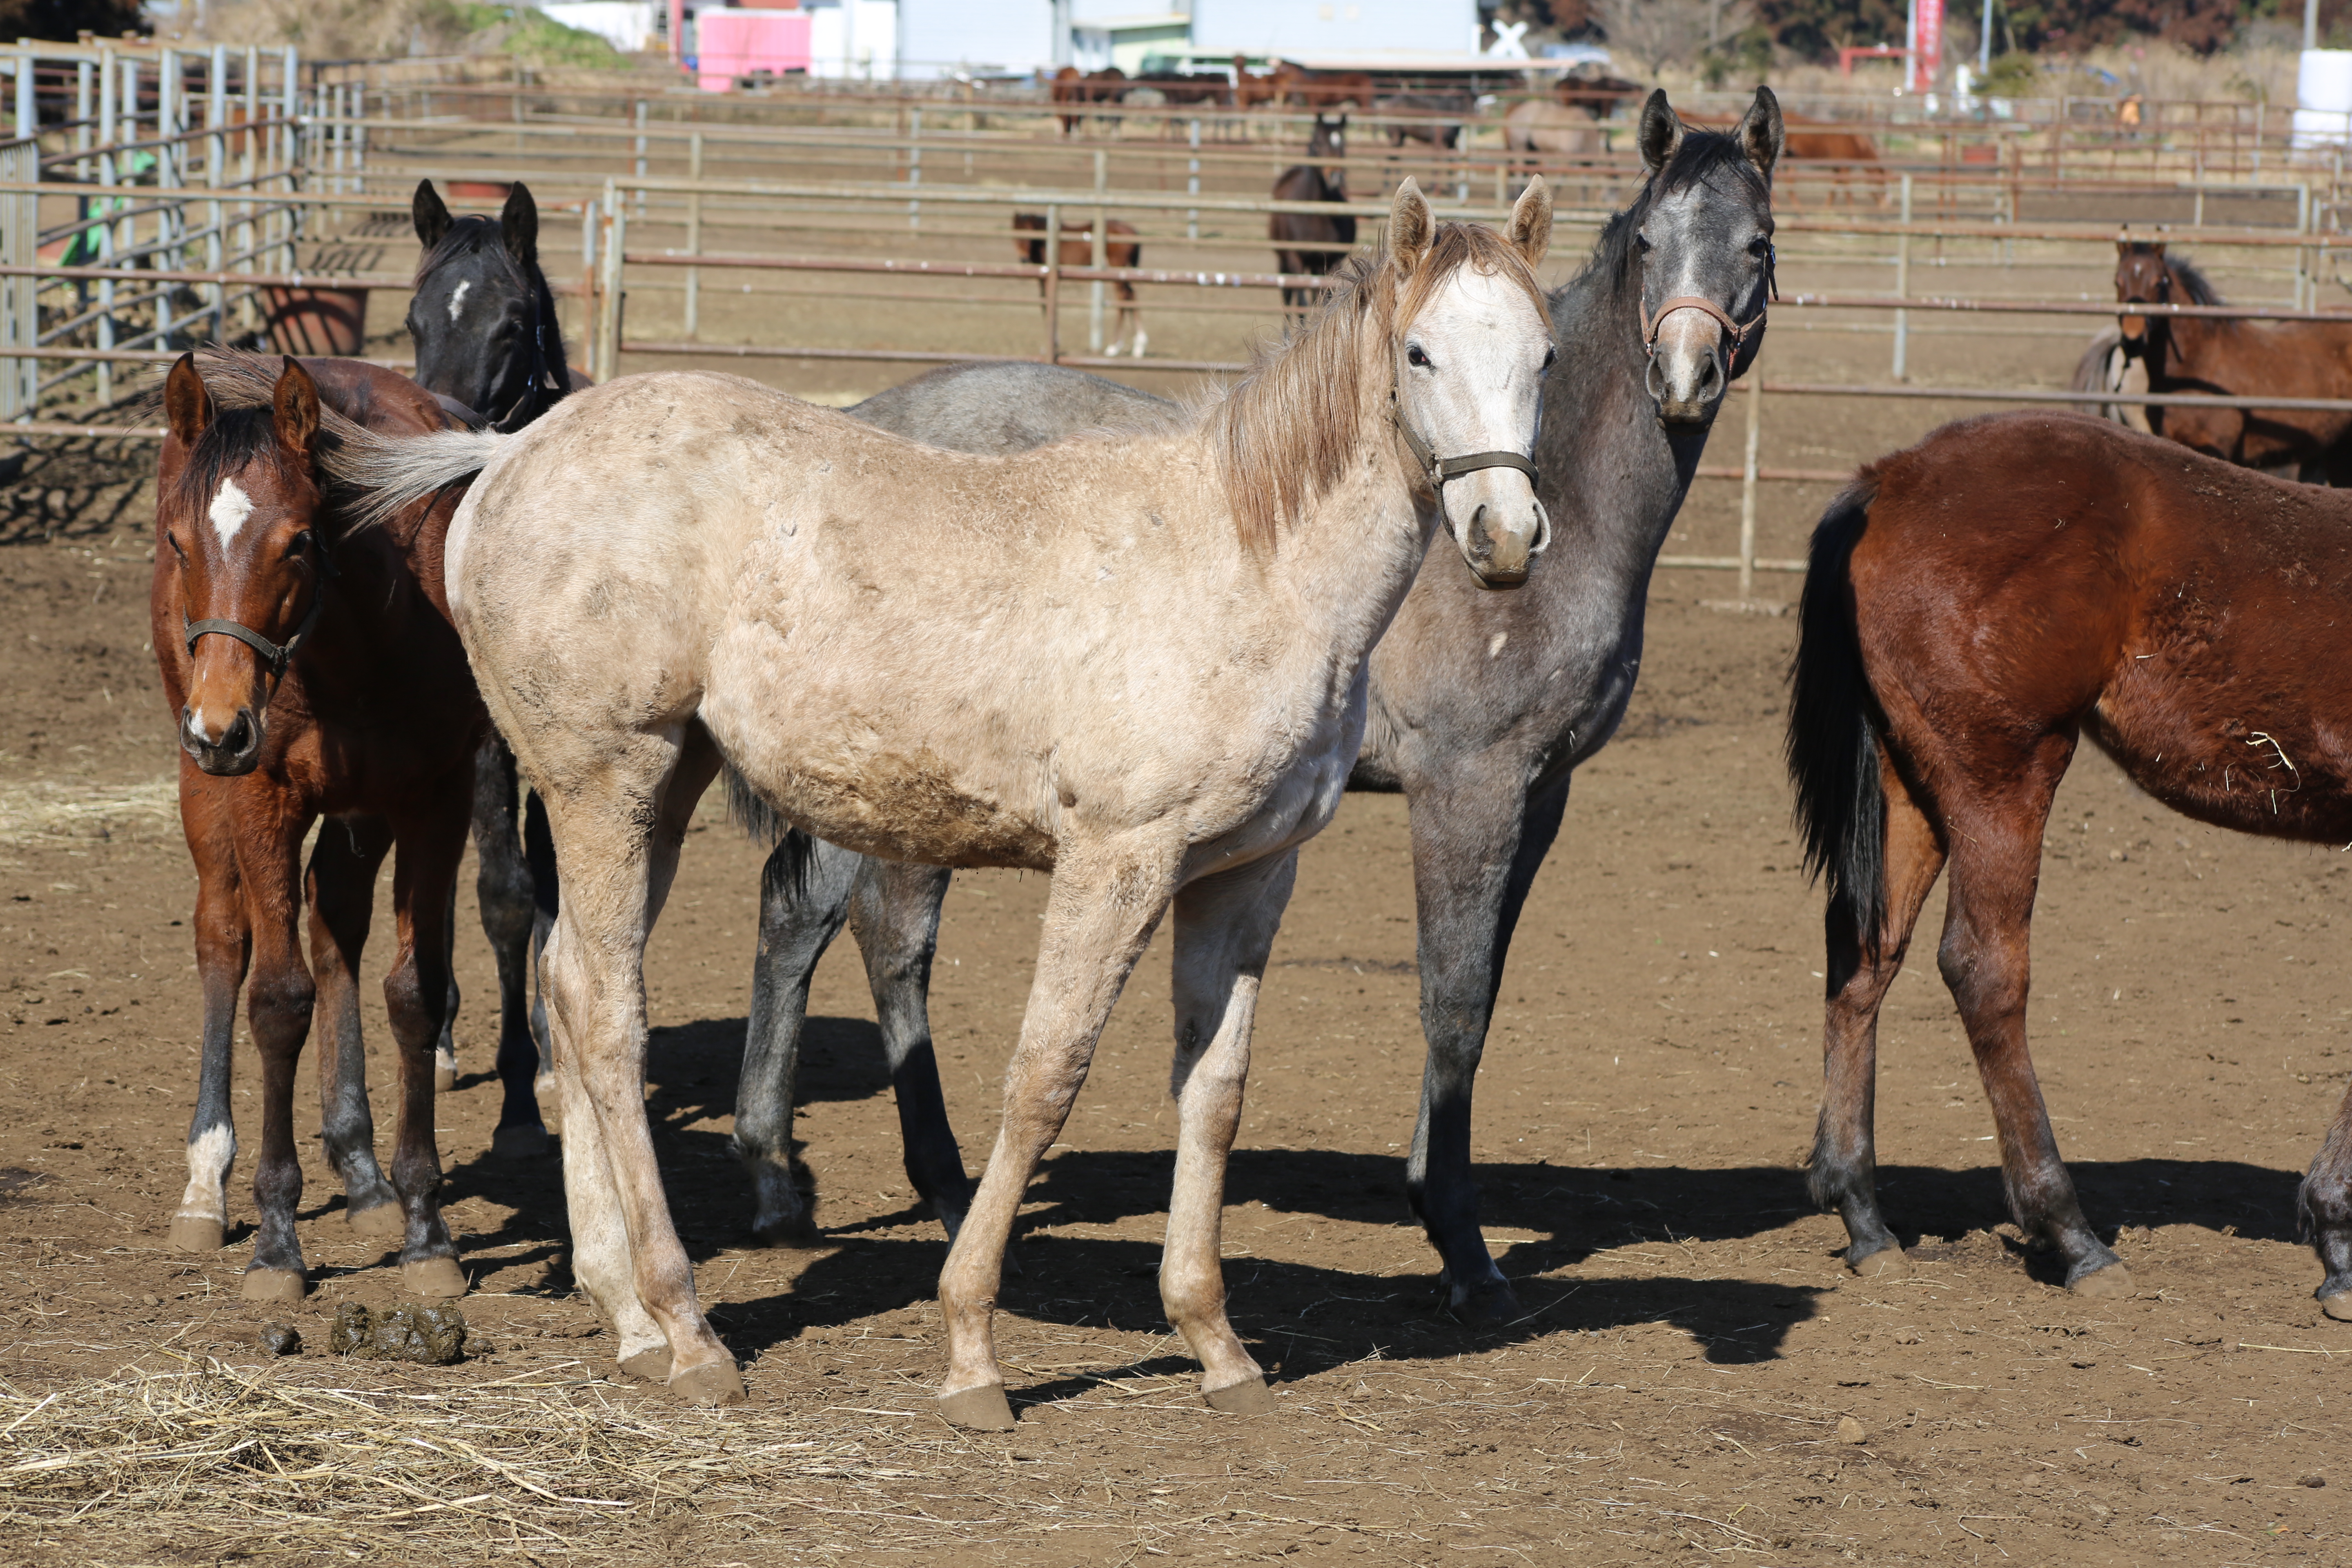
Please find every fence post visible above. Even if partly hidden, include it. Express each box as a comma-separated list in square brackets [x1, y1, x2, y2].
[1892, 172, 1912, 381]
[2299, 182, 2313, 311]
[1043, 200, 1060, 363]
[908, 106, 921, 230]
[95, 46, 116, 407]
[684, 131, 702, 339]
[2, 127, 33, 421]
[207, 46, 226, 341]
[1187, 117, 1199, 242]
[281, 46, 299, 276]
[633, 98, 647, 216]
[1091, 145, 1110, 355]
[159, 50, 180, 352]
[11, 46, 29, 140]
[1738, 374, 1762, 602]
[239, 46, 258, 338]
[596, 184, 626, 383]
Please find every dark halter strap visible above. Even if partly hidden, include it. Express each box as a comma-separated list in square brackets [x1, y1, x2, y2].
[183, 544, 338, 679]
[1389, 388, 1542, 491]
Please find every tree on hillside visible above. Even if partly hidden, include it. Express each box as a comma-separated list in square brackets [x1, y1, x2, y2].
[0, 0, 143, 42]
[1757, 0, 2250, 60]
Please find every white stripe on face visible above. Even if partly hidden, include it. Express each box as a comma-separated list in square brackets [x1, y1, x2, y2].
[209, 479, 254, 550]
[448, 279, 470, 323]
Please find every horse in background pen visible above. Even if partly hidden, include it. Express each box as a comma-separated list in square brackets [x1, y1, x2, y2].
[2114, 237, 2352, 483]
[1012, 212, 1147, 356]
[1271, 114, 1355, 317]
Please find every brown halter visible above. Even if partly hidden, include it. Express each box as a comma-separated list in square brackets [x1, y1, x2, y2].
[1640, 295, 1764, 354]
[1389, 389, 1552, 555]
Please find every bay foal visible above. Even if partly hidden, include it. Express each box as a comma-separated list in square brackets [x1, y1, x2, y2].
[157, 352, 479, 1302]
[1790, 410, 2352, 1313]
[343, 180, 1557, 1421]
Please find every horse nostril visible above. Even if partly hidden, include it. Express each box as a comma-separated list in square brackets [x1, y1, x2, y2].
[223, 711, 254, 755]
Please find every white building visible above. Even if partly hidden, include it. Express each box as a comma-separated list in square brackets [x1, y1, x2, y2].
[893, 0, 1483, 79]
[1191, 0, 1478, 60]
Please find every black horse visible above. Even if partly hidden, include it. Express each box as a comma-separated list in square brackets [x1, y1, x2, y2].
[1270, 114, 1356, 316]
[727, 91, 1786, 1321]
[406, 178, 574, 1155]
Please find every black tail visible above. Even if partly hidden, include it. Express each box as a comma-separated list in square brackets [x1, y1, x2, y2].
[1786, 478, 1886, 959]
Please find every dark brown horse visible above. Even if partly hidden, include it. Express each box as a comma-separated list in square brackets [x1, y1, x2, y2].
[1271, 114, 1355, 316]
[1788, 409, 2352, 1317]
[156, 352, 484, 1304]
[1011, 211, 1145, 355]
[2116, 239, 2352, 483]
[1050, 65, 1127, 135]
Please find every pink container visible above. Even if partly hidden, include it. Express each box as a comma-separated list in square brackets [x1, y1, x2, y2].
[696, 10, 812, 90]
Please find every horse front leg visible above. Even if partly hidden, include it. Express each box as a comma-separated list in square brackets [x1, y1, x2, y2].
[170, 782, 249, 1254]
[846, 855, 966, 1237]
[1163, 850, 1296, 1412]
[240, 811, 320, 1303]
[937, 831, 1185, 1430]
[2299, 1081, 2352, 1320]
[381, 781, 474, 1298]
[1403, 770, 1567, 1324]
[305, 815, 403, 1238]
[733, 832, 859, 1244]
[1809, 754, 1947, 1276]
[1937, 751, 2132, 1297]
[472, 733, 552, 1156]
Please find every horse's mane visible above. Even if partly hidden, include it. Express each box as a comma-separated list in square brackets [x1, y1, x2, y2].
[1583, 126, 1768, 304]
[163, 403, 300, 519]
[2169, 253, 2223, 305]
[156, 350, 381, 523]
[1208, 220, 1544, 551]
[414, 214, 571, 391]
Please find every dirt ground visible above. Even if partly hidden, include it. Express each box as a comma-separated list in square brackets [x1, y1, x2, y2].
[1, 198, 2350, 1564]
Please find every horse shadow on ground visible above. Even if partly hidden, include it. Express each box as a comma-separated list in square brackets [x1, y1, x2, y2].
[424, 1012, 2318, 1370]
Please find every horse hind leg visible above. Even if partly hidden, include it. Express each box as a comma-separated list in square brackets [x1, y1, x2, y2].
[1809, 753, 1947, 1277]
[1163, 850, 1297, 1412]
[734, 831, 860, 1245]
[1936, 744, 2133, 1297]
[474, 733, 552, 1156]
[307, 817, 403, 1239]
[2298, 1077, 2352, 1318]
[382, 786, 474, 1300]
[846, 855, 967, 1237]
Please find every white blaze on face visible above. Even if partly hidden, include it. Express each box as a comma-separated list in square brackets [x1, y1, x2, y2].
[447, 279, 470, 323]
[208, 479, 254, 552]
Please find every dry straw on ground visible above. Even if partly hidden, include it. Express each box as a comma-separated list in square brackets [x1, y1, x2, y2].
[0, 779, 178, 848]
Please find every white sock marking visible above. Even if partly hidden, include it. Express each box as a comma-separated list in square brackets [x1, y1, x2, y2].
[178, 1121, 235, 1218]
[447, 279, 470, 323]
[208, 479, 253, 550]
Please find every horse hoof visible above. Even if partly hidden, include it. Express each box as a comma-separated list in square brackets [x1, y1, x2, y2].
[433, 1067, 457, 1095]
[240, 1266, 307, 1304]
[1203, 1376, 1277, 1415]
[751, 1216, 823, 1248]
[1445, 1276, 1522, 1327]
[2322, 1292, 2352, 1323]
[168, 1214, 225, 1253]
[669, 1359, 748, 1407]
[2070, 1261, 2137, 1300]
[615, 1348, 673, 1384]
[1851, 1245, 1909, 1280]
[401, 1256, 469, 1298]
[490, 1124, 555, 1159]
[347, 1201, 405, 1238]
[938, 1383, 1016, 1431]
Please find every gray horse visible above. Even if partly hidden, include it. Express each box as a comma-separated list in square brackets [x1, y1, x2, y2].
[733, 88, 1784, 1322]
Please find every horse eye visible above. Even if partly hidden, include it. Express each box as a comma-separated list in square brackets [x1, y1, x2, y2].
[1749, 237, 1770, 257]
[1542, 346, 1557, 370]
[1407, 345, 1432, 368]
[1635, 232, 1652, 254]
[165, 532, 185, 560]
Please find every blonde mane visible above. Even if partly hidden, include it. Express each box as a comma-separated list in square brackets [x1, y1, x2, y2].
[1208, 222, 1548, 552]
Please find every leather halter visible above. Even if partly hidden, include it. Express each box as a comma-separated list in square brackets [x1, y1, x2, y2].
[183, 541, 338, 679]
[1641, 294, 1764, 354]
[1389, 389, 1552, 556]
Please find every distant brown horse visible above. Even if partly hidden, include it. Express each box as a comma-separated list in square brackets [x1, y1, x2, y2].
[1051, 65, 1127, 135]
[1013, 211, 1145, 355]
[2116, 239, 2352, 483]
[156, 352, 484, 1304]
[1270, 113, 1355, 316]
[1271, 61, 1374, 111]
[1788, 410, 2352, 1319]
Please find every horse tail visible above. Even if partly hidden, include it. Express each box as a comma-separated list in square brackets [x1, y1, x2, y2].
[1786, 476, 1886, 960]
[328, 424, 510, 531]
[725, 767, 817, 897]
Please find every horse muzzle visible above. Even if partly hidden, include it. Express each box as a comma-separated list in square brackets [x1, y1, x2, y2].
[1447, 479, 1549, 589]
[1646, 321, 1729, 428]
[181, 703, 264, 775]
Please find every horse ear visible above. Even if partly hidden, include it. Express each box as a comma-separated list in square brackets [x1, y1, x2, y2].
[1508, 176, 1552, 270]
[1638, 89, 1684, 176]
[163, 353, 212, 449]
[412, 178, 451, 249]
[502, 182, 540, 267]
[1735, 85, 1784, 185]
[1390, 178, 1434, 276]
[272, 356, 320, 464]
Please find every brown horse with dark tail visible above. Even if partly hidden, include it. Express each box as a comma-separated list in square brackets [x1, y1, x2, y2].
[155, 351, 495, 1303]
[1788, 408, 2352, 1317]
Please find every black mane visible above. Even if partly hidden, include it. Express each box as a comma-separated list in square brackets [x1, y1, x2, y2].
[2169, 253, 2223, 305]
[169, 405, 301, 515]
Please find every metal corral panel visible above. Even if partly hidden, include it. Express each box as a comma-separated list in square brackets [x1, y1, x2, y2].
[898, 0, 1057, 78]
[1192, 0, 1478, 58]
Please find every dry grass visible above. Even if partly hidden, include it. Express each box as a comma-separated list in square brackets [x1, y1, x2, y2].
[0, 779, 178, 848]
